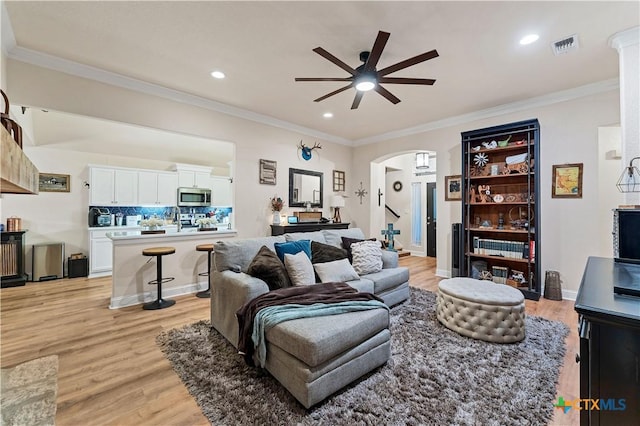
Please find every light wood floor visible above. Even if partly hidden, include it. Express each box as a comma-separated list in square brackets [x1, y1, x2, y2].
[0, 256, 578, 425]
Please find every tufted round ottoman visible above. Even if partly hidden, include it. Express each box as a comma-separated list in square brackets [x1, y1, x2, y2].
[436, 277, 525, 343]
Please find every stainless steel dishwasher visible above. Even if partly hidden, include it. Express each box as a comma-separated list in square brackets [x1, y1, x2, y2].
[32, 242, 65, 281]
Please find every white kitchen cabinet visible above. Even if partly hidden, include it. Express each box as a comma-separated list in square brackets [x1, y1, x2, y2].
[89, 166, 138, 205]
[178, 170, 211, 189]
[138, 171, 178, 205]
[89, 229, 113, 276]
[210, 176, 233, 206]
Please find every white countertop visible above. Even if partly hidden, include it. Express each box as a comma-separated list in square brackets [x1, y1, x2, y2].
[106, 227, 236, 241]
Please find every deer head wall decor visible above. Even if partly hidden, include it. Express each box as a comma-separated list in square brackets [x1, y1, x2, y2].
[298, 140, 322, 161]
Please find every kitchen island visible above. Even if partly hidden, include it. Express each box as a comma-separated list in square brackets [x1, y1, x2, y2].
[107, 228, 236, 309]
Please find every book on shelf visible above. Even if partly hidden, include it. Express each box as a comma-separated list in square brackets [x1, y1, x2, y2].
[472, 237, 525, 259]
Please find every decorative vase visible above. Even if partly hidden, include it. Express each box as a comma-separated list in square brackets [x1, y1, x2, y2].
[273, 211, 281, 225]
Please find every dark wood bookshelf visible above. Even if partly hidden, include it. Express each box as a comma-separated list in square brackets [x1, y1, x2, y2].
[461, 119, 540, 300]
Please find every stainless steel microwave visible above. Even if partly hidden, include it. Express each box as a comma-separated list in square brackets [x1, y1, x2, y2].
[177, 187, 211, 207]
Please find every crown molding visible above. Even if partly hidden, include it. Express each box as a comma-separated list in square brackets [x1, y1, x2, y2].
[352, 78, 620, 146]
[6, 45, 352, 146]
[609, 26, 640, 51]
[1, 1, 17, 56]
[5, 41, 620, 148]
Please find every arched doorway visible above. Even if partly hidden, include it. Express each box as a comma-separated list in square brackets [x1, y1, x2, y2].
[369, 150, 437, 258]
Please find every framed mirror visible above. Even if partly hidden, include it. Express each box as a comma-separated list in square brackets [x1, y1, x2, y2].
[289, 168, 323, 208]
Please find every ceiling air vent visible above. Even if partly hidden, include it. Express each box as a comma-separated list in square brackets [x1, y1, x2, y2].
[552, 34, 579, 55]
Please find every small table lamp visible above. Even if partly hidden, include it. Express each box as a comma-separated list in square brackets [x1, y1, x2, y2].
[331, 195, 345, 223]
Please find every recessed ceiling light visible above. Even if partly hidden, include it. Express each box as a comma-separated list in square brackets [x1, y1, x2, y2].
[520, 34, 539, 45]
[323, 112, 333, 118]
[210, 70, 225, 79]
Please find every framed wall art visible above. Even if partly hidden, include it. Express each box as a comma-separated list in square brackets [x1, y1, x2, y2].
[552, 163, 583, 198]
[259, 159, 277, 185]
[38, 173, 70, 192]
[444, 175, 462, 201]
[333, 170, 345, 192]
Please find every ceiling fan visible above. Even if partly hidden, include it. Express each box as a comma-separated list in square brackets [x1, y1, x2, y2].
[295, 30, 439, 110]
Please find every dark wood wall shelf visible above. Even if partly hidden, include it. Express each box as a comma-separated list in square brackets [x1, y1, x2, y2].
[461, 119, 540, 300]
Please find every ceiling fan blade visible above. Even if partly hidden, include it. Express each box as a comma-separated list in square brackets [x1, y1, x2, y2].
[313, 47, 357, 75]
[295, 77, 353, 82]
[375, 85, 401, 104]
[314, 84, 354, 102]
[351, 91, 364, 110]
[379, 77, 436, 85]
[364, 31, 390, 72]
[378, 49, 439, 77]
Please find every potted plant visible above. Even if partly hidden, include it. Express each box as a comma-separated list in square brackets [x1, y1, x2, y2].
[140, 216, 164, 231]
[196, 217, 218, 230]
[270, 195, 284, 225]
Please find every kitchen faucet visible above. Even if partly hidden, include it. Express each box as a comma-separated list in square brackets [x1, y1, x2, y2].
[172, 205, 182, 232]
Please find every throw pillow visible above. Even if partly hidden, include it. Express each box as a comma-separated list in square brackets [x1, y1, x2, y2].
[284, 251, 315, 286]
[313, 258, 360, 283]
[274, 240, 311, 263]
[246, 246, 291, 290]
[341, 236, 377, 261]
[311, 241, 348, 264]
[351, 240, 383, 275]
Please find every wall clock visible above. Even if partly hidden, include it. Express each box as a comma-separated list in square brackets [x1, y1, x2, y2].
[393, 181, 403, 192]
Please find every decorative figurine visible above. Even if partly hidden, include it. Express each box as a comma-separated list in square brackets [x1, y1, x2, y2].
[381, 223, 400, 251]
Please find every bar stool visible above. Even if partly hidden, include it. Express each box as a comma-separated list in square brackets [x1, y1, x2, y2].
[195, 243, 214, 298]
[142, 246, 176, 310]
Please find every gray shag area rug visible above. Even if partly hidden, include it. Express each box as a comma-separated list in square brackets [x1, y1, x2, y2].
[157, 288, 568, 425]
[1, 355, 58, 426]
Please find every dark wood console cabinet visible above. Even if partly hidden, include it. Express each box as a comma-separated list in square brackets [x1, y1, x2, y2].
[574, 257, 640, 425]
[271, 222, 350, 236]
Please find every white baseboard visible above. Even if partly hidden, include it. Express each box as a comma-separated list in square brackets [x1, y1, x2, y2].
[560, 289, 577, 301]
[88, 271, 112, 279]
[109, 281, 208, 309]
[436, 269, 450, 278]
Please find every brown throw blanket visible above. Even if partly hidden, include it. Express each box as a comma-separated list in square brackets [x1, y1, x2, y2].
[236, 282, 383, 366]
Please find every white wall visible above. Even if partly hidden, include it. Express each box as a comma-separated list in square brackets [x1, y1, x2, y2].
[2, 60, 353, 269]
[352, 90, 622, 293]
[597, 127, 623, 254]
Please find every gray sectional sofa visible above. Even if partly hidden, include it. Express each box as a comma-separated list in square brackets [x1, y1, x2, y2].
[210, 227, 409, 408]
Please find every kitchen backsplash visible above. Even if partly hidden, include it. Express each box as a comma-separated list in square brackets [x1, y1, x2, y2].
[89, 206, 232, 224]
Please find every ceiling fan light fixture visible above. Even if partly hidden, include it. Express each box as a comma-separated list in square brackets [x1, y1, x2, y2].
[355, 76, 376, 92]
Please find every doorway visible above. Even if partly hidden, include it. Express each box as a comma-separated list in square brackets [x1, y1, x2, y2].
[426, 182, 437, 257]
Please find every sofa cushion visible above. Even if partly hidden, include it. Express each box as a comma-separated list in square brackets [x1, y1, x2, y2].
[313, 258, 359, 283]
[361, 267, 410, 294]
[214, 236, 286, 272]
[351, 240, 383, 275]
[266, 308, 389, 367]
[284, 231, 327, 244]
[247, 246, 291, 290]
[311, 241, 348, 264]
[284, 251, 315, 286]
[322, 228, 366, 248]
[274, 240, 311, 263]
[345, 277, 374, 294]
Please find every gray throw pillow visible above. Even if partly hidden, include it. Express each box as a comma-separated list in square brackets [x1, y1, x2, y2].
[247, 246, 291, 290]
[311, 241, 348, 264]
